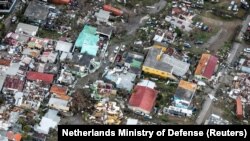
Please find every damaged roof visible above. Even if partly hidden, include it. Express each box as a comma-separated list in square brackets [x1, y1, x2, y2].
[50, 85, 70, 100]
[24, 0, 50, 22]
[0, 59, 11, 66]
[3, 76, 25, 91]
[174, 80, 197, 103]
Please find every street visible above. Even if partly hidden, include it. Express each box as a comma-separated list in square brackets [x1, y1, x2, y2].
[237, 15, 250, 42]
[195, 42, 244, 125]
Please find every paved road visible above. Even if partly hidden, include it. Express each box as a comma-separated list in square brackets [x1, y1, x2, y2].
[3, 0, 23, 30]
[195, 42, 243, 125]
[227, 42, 244, 65]
[237, 15, 250, 42]
[148, 0, 167, 14]
[126, 0, 167, 35]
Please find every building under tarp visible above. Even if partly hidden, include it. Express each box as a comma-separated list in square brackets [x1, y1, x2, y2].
[75, 25, 99, 56]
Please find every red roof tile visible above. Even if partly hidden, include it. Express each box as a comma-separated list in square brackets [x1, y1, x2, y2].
[27, 71, 54, 84]
[128, 85, 158, 113]
[202, 55, 218, 79]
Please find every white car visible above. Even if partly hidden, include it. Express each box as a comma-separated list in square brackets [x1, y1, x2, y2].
[198, 22, 204, 29]
[0, 15, 4, 20]
[231, 1, 235, 5]
[113, 46, 120, 54]
[195, 22, 200, 27]
[244, 48, 250, 53]
[121, 45, 126, 52]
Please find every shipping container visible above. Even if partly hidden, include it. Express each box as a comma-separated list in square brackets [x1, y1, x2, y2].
[103, 5, 123, 16]
[236, 96, 243, 119]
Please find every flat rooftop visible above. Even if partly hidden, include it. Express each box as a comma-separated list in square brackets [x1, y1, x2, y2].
[144, 47, 190, 76]
[24, 0, 50, 21]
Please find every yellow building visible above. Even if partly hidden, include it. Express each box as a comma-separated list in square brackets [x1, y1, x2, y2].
[142, 45, 190, 80]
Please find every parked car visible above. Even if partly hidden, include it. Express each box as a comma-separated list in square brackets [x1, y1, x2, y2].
[231, 1, 235, 5]
[247, 25, 250, 32]
[0, 15, 4, 20]
[113, 46, 119, 54]
[11, 16, 17, 23]
[241, 1, 249, 9]
[183, 42, 192, 48]
[120, 45, 126, 52]
[233, 5, 238, 11]
[194, 40, 204, 44]
[115, 54, 122, 62]
[244, 48, 250, 53]
[0, 45, 7, 51]
[228, 5, 233, 10]
[198, 22, 204, 29]
[195, 22, 200, 27]
[202, 25, 209, 31]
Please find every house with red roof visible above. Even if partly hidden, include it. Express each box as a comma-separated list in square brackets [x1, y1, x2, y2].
[195, 54, 218, 80]
[128, 81, 158, 114]
[236, 96, 243, 119]
[26, 71, 54, 84]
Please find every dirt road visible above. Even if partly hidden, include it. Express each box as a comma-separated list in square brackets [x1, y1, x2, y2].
[201, 17, 241, 52]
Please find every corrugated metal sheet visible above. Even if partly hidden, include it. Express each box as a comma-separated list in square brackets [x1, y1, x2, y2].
[203, 55, 218, 79]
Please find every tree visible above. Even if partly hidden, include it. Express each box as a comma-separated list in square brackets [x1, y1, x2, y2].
[23, 125, 31, 132]
[71, 89, 95, 114]
[175, 27, 182, 37]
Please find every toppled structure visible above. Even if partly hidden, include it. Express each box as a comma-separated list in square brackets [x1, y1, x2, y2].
[204, 114, 230, 125]
[90, 80, 117, 100]
[90, 101, 123, 125]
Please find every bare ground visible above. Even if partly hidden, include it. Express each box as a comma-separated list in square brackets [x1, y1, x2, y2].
[201, 16, 241, 53]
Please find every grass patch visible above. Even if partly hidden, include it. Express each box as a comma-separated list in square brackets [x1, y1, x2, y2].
[37, 29, 61, 40]
[192, 27, 219, 42]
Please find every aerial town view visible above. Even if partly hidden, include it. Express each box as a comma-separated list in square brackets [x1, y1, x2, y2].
[0, 0, 250, 140]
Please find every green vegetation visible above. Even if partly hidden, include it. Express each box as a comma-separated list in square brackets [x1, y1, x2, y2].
[37, 29, 61, 40]
[218, 41, 231, 58]
[155, 80, 177, 108]
[192, 27, 219, 42]
[159, 115, 168, 122]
